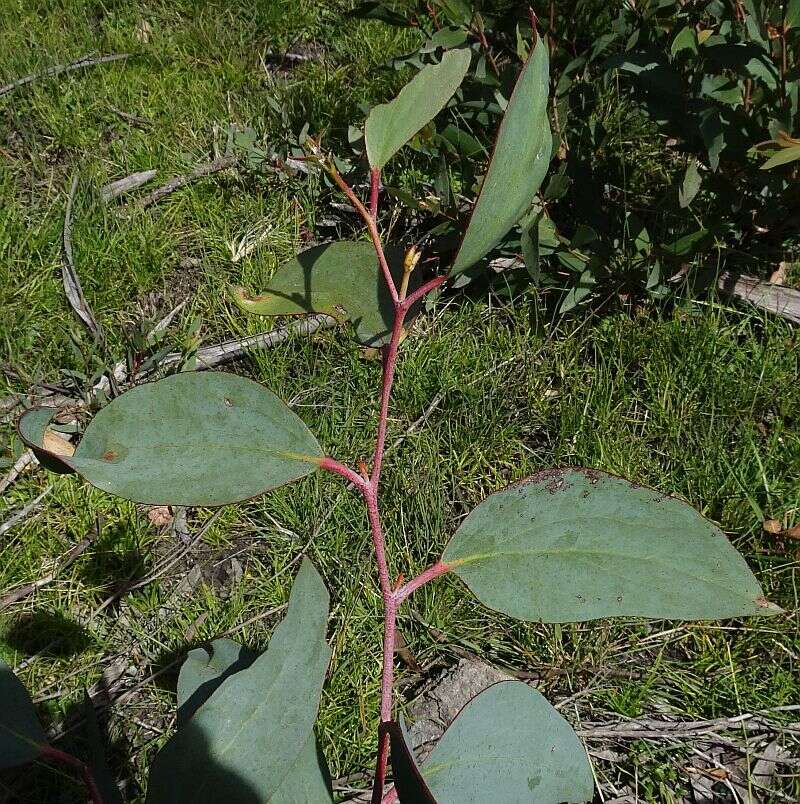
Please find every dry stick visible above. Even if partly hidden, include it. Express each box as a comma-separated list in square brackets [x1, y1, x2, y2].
[63, 175, 103, 339]
[100, 169, 157, 202]
[1, 529, 91, 610]
[0, 485, 52, 542]
[90, 309, 333, 398]
[0, 450, 36, 495]
[717, 271, 800, 324]
[134, 155, 239, 209]
[494, 256, 800, 325]
[108, 105, 152, 128]
[165, 314, 337, 370]
[0, 53, 129, 98]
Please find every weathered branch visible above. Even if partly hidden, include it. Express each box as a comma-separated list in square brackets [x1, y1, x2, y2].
[134, 155, 239, 209]
[0, 53, 129, 98]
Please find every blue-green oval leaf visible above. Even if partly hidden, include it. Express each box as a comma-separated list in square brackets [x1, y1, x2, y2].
[442, 469, 781, 622]
[146, 559, 332, 804]
[232, 241, 418, 347]
[18, 373, 322, 507]
[450, 34, 551, 275]
[421, 681, 593, 803]
[365, 49, 471, 169]
[0, 657, 47, 770]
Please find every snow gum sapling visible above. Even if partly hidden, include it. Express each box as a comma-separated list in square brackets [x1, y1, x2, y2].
[9, 27, 781, 804]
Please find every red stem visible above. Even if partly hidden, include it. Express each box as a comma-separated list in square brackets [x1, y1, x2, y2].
[320, 456, 369, 492]
[403, 274, 447, 310]
[395, 560, 451, 603]
[369, 167, 381, 219]
[370, 313, 405, 485]
[318, 158, 451, 803]
[327, 164, 398, 303]
[40, 745, 104, 804]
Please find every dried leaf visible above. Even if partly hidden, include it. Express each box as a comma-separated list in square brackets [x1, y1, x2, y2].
[147, 506, 173, 528]
[769, 262, 789, 285]
[63, 175, 102, 338]
[394, 629, 422, 672]
[135, 19, 152, 43]
[783, 524, 800, 540]
[42, 430, 74, 457]
[762, 519, 783, 534]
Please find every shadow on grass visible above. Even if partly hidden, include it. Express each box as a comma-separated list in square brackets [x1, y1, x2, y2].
[0, 640, 273, 804]
[3, 610, 93, 659]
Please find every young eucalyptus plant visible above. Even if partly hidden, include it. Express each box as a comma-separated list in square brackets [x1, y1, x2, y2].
[5, 28, 781, 804]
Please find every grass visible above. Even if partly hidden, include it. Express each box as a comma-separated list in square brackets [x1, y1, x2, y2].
[1, 1, 799, 802]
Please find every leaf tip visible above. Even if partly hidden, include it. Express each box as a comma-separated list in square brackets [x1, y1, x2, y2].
[229, 285, 268, 313]
[754, 596, 783, 616]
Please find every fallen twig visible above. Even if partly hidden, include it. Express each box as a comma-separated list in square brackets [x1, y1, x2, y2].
[63, 175, 102, 338]
[0, 53, 129, 98]
[89, 312, 335, 400]
[1, 525, 91, 609]
[134, 155, 239, 209]
[576, 706, 800, 741]
[101, 169, 157, 202]
[0, 393, 23, 417]
[488, 256, 800, 325]
[0, 450, 36, 495]
[0, 485, 52, 540]
[172, 314, 337, 369]
[108, 105, 152, 128]
[717, 271, 800, 324]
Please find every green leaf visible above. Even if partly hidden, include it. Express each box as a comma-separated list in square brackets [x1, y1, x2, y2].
[18, 373, 322, 507]
[177, 639, 256, 725]
[787, 0, 800, 29]
[543, 172, 571, 201]
[365, 49, 471, 169]
[699, 108, 725, 170]
[267, 737, 334, 804]
[432, 0, 472, 27]
[146, 559, 332, 804]
[384, 718, 436, 803]
[450, 35, 551, 275]
[349, 2, 412, 26]
[761, 144, 800, 169]
[438, 124, 484, 157]
[232, 241, 416, 347]
[420, 681, 593, 803]
[82, 694, 124, 804]
[420, 26, 468, 53]
[174, 638, 333, 803]
[441, 469, 781, 622]
[671, 26, 697, 58]
[0, 657, 47, 770]
[660, 228, 711, 257]
[679, 159, 702, 208]
[558, 270, 596, 313]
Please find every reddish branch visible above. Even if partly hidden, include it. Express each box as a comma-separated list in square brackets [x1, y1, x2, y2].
[40, 745, 104, 804]
[326, 163, 399, 304]
[318, 168, 453, 802]
[369, 167, 381, 219]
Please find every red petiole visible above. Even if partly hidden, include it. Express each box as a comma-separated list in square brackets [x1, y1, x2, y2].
[40, 744, 104, 804]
